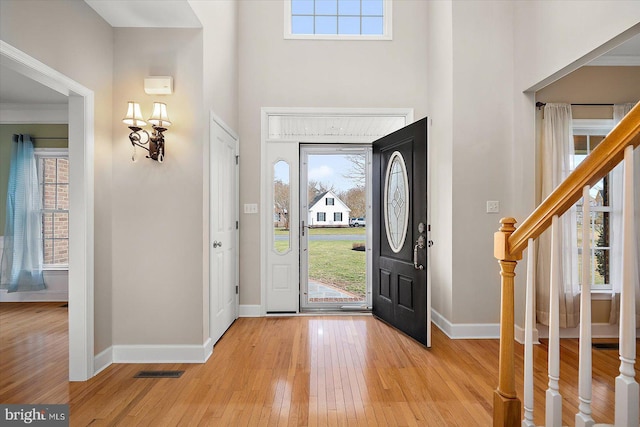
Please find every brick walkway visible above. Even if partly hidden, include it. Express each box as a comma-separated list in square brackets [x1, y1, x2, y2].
[307, 280, 365, 303]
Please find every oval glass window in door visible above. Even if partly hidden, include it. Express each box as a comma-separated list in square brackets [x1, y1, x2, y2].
[384, 151, 409, 253]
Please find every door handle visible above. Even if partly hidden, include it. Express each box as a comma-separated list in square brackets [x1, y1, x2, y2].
[213, 241, 222, 248]
[414, 235, 425, 270]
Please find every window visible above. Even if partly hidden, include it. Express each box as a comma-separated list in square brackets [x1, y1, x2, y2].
[317, 212, 326, 222]
[36, 150, 69, 268]
[334, 212, 342, 221]
[285, 0, 392, 40]
[573, 121, 616, 291]
[326, 197, 334, 205]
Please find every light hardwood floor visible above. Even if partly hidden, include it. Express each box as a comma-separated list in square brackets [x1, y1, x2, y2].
[0, 302, 634, 426]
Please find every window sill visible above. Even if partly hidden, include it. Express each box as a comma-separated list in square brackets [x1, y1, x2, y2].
[42, 266, 69, 272]
[591, 290, 613, 301]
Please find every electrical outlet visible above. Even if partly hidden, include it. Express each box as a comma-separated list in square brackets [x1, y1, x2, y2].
[486, 200, 499, 214]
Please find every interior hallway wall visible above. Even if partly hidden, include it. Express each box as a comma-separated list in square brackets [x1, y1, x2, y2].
[112, 28, 205, 346]
[237, 0, 429, 308]
[0, 0, 114, 354]
[511, 1, 640, 328]
[189, 0, 239, 342]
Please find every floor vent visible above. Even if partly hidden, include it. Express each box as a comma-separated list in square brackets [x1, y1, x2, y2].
[592, 342, 619, 350]
[134, 370, 184, 379]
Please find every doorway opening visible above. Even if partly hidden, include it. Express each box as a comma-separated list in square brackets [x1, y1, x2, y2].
[300, 145, 372, 311]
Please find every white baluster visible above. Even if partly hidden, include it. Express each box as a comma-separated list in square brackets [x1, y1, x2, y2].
[546, 215, 562, 427]
[576, 186, 594, 427]
[615, 145, 639, 427]
[522, 238, 535, 427]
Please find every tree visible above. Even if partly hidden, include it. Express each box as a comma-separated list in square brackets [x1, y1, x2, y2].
[339, 187, 366, 218]
[342, 154, 366, 188]
[308, 180, 336, 204]
[274, 179, 290, 229]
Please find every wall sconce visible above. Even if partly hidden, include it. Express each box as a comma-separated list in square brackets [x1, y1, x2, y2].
[123, 101, 171, 163]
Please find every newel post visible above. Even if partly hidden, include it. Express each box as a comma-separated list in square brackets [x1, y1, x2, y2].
[493, 217, 522, 427]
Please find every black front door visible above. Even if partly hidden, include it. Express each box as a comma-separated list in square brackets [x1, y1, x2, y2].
[372, 117, 429, 346]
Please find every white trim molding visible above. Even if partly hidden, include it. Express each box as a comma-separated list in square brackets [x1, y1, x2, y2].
[260, 107, 413, 315]
[431, 309, 500, 339]
[239, 304, 263, 317]
[284, 0, 393, 41]
[536, 322, 638, 339]
[93, 347, 113, 376]
[1, 40, 95, 382]
[93, 339, 214, 375]
[111, 339, 214, 364]
[515, 324, 540, 345]
[0, 290, 68, 302]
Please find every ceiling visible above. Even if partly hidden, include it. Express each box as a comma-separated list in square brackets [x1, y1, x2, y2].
[83, 0, 201, 28]
[0, 64, 68, 105]
[1, 4, 639, 110]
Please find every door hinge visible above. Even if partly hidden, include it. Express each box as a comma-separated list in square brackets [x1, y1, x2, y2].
[235, 285, 239, 294]
[235, 155, 239, 165]
[236, 220, 239, 230]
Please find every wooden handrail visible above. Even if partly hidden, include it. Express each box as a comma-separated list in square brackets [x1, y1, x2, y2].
[508, 101, 640, 256]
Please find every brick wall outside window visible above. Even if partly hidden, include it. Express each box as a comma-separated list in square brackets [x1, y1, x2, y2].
[39, 157, 69, 266]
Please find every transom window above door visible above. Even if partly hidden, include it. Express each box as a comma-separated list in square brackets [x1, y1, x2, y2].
[285, 0, 392, 40]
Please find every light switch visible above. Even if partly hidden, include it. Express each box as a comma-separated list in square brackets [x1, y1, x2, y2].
[244, 203, 258, 214]
[486, 201, 500, 214]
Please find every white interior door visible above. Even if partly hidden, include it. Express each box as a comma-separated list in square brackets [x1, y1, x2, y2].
[210, 114, 239, 344]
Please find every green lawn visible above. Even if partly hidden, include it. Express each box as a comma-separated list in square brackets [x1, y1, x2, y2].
[274, 227, 365, 236]
[273, 227, 367, 297]
[308, 240, 366, 296]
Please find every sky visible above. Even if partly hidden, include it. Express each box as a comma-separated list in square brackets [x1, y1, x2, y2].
[273, 153, 364, 193]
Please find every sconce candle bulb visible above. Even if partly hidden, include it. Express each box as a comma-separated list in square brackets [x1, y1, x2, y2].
[123, 101, 170, 163]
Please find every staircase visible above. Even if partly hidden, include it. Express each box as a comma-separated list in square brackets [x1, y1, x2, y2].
[492, 102, 640, 427]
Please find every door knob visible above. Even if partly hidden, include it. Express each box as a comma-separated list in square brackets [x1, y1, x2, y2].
[213, 241, 222, 248]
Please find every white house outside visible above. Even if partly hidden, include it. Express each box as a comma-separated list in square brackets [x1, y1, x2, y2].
[308, 191, 351, 227]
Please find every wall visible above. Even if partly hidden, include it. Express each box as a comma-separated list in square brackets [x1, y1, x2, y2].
[536, 65, 640, 324]
[112, 28, 204, 346]
[0, 0, 114, 355]
[514, 1, 640, 92]
[450, 1, 515, 325]
[536, 66, 640, 114]
[238, 0, 429, 307]
[426, 1, 454, 322]
[426, 1, 515, 330]
[511, 1, 640, 328]
[188, 0, 239, 343]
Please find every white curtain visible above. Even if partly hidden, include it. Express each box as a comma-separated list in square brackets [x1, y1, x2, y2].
[609, 102, 640, 324]
[0, 134, 45, 292]
[537, 103, 580, 328]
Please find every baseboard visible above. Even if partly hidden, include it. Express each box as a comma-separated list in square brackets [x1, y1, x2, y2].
[536, 322, 637, 339]
[0, 290, 68, 302]
[112, 339, 214, 364]
[239, 304, 262, 317]
[515, 324, 540, 345]
[431, 309, 500, 339]
[94, 346, 113, 376]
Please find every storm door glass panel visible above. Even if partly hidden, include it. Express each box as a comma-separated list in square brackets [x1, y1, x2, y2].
[384, 151, 409, 253]
[274, 160, 291, 253]
[302, 149, 368, 308]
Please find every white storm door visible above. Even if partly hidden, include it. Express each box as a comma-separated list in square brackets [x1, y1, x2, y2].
[210, 115, 239, 344]
[265, 141, 300, 313]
